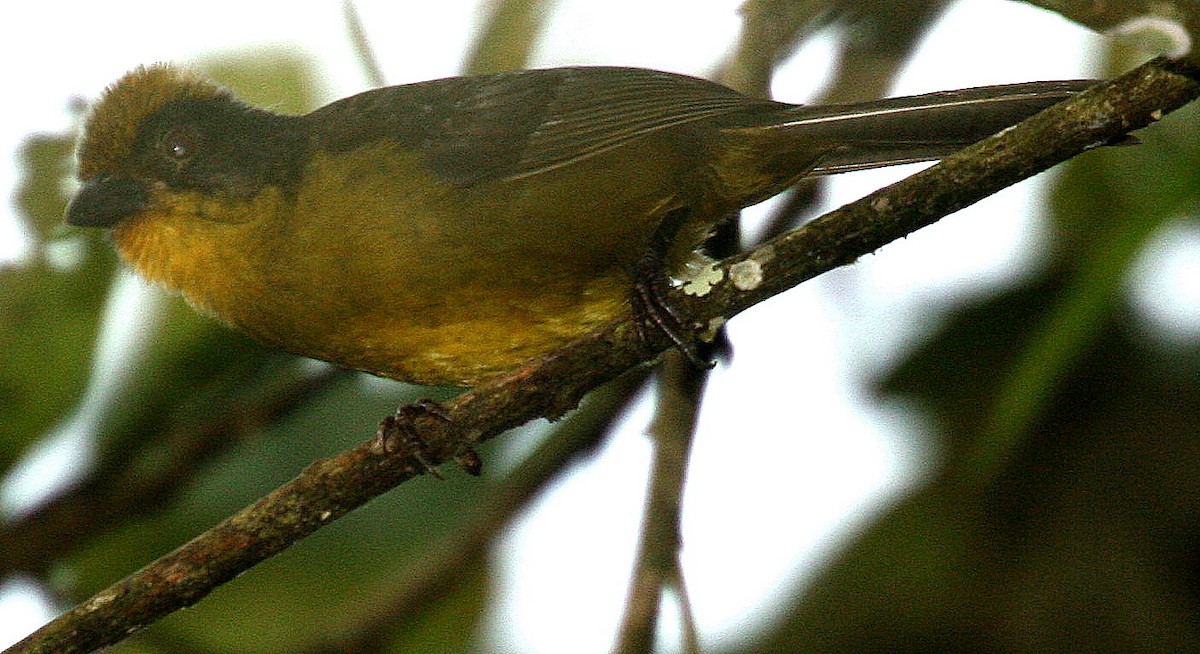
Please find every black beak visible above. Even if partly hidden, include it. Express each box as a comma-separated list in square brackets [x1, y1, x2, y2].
[64, 175, 149, 228]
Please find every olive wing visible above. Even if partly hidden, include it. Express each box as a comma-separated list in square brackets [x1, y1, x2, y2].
[309, 66, 776, 186]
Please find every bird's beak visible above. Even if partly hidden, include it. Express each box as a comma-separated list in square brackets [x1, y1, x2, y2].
[64, 174, 150, 228]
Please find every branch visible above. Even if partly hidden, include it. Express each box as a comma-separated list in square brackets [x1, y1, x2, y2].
[613, 353, 705, 654]
[7, 56, 1198, 654]
[342, 0, 388, 87]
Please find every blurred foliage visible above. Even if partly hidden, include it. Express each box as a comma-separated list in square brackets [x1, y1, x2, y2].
[753, 287, 1200, 652]
[463, 0, 554, 76]
[0, 125, 111, 470]
[745, 41, 1200, 654]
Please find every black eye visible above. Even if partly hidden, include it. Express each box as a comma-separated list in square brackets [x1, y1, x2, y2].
[160, 126, 197, 163]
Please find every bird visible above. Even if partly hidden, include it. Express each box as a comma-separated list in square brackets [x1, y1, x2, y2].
[66, 63, 1094, 387]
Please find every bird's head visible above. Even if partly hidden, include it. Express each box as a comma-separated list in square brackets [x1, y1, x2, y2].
[64, 64, 309, 320]
[66, 64, 303, 231]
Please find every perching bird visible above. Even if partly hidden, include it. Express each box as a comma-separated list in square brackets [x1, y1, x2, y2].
[66, 64, 1093, 386]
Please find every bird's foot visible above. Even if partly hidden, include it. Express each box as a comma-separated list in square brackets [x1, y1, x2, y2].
[631, 207, 716, 369]
[374, 400, 483, 477]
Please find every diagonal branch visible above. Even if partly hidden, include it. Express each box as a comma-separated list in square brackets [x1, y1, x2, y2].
[7, 56, 1198, 654]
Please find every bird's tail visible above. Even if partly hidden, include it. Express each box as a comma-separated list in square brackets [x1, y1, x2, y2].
[768, 80, 1104, 175]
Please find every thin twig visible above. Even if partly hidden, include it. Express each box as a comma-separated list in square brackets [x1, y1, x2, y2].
[342, 1, 388, 87]
[673, 563, 701, 654]
[612, 353, 705, 654]
[7, 56, 1197, 654]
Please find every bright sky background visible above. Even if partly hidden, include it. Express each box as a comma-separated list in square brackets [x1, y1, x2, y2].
[0, 1, 1152, 651]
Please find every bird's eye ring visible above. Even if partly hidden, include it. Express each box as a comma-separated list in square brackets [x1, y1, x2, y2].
[160, 127, 197, 163]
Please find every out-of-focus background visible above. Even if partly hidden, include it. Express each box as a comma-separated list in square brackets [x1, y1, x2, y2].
[2, 1, 1198, 652]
